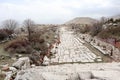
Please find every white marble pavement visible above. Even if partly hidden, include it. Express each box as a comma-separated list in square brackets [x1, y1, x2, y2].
[50, 27, 99, 63]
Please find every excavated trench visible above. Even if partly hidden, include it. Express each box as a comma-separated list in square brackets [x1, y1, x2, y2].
[46, 26, 112, 65]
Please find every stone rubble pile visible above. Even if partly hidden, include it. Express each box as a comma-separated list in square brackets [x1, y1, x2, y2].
[1, 57, 31, 80]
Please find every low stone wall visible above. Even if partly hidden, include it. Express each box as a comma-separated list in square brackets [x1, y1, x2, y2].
[78, 33, 120, 61]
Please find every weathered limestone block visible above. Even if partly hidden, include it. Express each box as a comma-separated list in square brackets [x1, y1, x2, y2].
[12, 57, 30, 70]
[15, 70, 45, 80]
[68, 73, 80, 80]
[4, 71, 13, 80]
[43, 56, 50, 65]
[78, 71, 93, 80]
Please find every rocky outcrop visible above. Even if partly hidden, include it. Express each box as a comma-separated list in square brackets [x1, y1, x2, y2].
[12, 57, 30, 70]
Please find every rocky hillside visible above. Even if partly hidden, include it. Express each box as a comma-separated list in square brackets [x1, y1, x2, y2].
[111, 14, 120, 19]
[65, 17, 98, 25]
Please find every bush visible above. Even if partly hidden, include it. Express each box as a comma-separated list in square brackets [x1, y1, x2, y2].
[98, 27, 120, 39]
[0, 31, 8, 41]
[4, 38, 33, 54]
[98, 29, 110, 39]
[90, 22, 103, 36]
[80, 26, 91, 33]
[0, 29, 13, 41]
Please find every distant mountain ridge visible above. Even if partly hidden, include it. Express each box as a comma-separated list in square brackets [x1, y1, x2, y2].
[65, 17, 98, 25]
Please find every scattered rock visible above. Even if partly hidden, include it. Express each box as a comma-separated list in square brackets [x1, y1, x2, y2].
[43, 56, 50, 65]
[29, 52, 41, 66]
[4, 71, 13, 80]
[68, 73, 80, 80]
[0, 55, 11, 60]
[9, 67, 17, 72]
[1, 66, 9, 71]
[11, 57, 17, 61]
[78, 71, 93, 80]
[31, 64, 36, 68]
[15, 54, 22, 59]
[12, 57, 30, 70]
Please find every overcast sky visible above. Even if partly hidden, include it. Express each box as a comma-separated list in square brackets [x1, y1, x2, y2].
[0, 0, 120, 24]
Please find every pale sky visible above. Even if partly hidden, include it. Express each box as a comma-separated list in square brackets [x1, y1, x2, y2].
[0, 0, 120, 24]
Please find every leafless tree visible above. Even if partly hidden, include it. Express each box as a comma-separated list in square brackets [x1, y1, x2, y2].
[90, 22, 103, 36]
[2, 19, 18, 32]
[23, 19, 35, 41]
[90, 17, 107, 36]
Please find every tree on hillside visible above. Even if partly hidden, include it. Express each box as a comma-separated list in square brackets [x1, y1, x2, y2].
[23, 19, 35, 41]
[2, 19, 18, 32]
[90, 22, 103, 36]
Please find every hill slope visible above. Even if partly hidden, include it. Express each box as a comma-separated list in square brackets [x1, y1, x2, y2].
[65, 17, 98, 25]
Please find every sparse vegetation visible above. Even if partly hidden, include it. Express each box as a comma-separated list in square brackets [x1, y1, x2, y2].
[98, 26, 120, 39]
[2, 19, 18, 32]
[90, 22, 103, 36]
[23, 19, 35, 42]
[79, 25, 91, 33]
[1, 19, 58, 61]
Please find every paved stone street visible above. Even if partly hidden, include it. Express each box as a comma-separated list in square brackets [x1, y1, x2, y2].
[50, 27, 99, 63]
